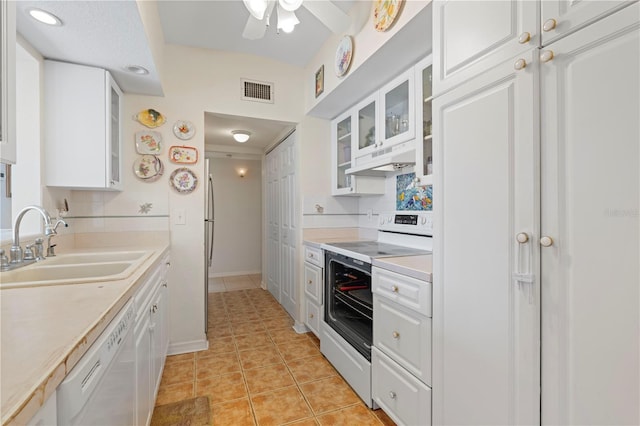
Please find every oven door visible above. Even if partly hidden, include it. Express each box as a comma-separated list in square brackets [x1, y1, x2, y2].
[324, 251, 373, 361]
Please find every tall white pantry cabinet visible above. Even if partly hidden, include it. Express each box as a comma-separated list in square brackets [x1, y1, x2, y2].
[432, 1, 639, 426]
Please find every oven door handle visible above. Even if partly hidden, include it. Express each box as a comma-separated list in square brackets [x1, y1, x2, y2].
[352, 259, 365, 266]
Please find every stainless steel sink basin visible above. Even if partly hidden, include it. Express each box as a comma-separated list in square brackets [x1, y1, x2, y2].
[44, 251, 148, 265]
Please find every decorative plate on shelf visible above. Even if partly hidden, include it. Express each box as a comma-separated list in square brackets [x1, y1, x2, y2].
[135, 131, 162, 154]
[169, 145, 198, 164]
[133, 155, 163, 182]
[374, 0, 404, 32]
[134, 108, 166, 128]
[173, 120, 195, 140]
[169, 167, 198, 194]
[334, 36, 353, 77]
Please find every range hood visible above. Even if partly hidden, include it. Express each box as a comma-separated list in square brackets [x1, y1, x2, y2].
[346, 144, 416, 176]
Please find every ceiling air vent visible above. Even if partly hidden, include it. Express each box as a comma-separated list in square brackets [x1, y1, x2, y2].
[241, 79, 274, 104]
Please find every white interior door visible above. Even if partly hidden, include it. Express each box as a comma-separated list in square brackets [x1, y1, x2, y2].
[278, 132, 298, 319]
[433, 48, 540, 425]
[266, 149, 280, 301]
[540, 6, 640, 424]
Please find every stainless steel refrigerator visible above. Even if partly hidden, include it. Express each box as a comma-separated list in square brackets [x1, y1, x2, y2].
[204, 159, 214, 334]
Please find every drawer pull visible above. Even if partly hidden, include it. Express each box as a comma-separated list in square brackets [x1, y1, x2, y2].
[308, 280, 313, 285]
[389, 391, 397, 399]
[391, 285, 399, 293]
[309, 313, 314, 319]
[392, 331, 400, 339]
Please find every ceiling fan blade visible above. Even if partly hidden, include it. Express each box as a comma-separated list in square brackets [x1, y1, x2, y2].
[242, 1, 276, 40]
[242, 15, 267, 39]
[302, 1, 351, 34]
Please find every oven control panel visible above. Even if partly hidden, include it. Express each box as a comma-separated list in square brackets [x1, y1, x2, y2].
[379, 211, 433, 236]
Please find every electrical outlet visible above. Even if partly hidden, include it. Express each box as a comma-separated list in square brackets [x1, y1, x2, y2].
[175, 209, 186, 225]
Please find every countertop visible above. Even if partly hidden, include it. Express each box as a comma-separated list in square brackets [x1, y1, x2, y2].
[0, 243, 169, 425]
[302, 227, 376, 248]
[373, 255, 432, 282]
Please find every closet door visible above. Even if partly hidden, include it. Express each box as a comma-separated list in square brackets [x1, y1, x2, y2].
[432, 47, 539, 425]
[278, 132, 298, 319]
[540, 6, 639, 424]
[266, 149, 281, 301]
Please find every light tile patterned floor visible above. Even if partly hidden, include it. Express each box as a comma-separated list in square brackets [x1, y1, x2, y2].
[208, 274, 262, 293]
[154, 286, 396, 426]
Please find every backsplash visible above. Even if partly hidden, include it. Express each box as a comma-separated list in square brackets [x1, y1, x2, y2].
[396, 172, 432, 211]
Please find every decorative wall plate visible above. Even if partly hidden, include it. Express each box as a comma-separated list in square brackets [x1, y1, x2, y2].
[169, 168, 198, 193]
[135, 131, 162, 154]
[334, 36, 353, 77]
[374, 0, 404, 32]
[169, 145, 198, 164]
[173, 120, 195, 140]
[133, 155, 163, 182]
[134, 108, 166, 128]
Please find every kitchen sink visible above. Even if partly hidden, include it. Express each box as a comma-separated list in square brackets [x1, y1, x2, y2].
[44, 251, 149, 265]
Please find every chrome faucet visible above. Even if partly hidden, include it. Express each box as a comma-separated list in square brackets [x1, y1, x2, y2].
[10, 205, 60, 265]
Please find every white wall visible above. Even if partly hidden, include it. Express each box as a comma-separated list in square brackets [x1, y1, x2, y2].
[209, 157, 262, 277]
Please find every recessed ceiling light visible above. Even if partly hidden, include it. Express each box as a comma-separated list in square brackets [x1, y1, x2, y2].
[123, 65, 149, 75]
[27, 8, 62, 26]
[232, 130, 251, 143]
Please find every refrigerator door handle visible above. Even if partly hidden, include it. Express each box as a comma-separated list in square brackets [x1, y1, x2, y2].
[208, 176, 215, 267]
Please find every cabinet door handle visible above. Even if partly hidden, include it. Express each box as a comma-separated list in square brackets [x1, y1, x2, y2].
[309, 313, 314, 319]
[540, 50, 555, 63]
[540, 236, 554, 247]
[392, 331, 400, 339]
[162, 282, 168, 288]
[391, 285, 399, 293]
[152, 304, 158, 313]
[518, 32, 531, 44]
[543, 18, 557, 32]
[389, 391, 397, 399]
[514, 58, 527, 71]
[308, 279, 313, 285]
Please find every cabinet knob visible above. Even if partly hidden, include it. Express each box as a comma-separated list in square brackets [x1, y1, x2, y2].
[349, 187, 353, 192]
[389, 391, 397, 399]
[162, 282, 168, 288]
[540, 236, 554, 247]
[518, 32, 531, 44]
[152, 304, 158, 313]
[166, 261, 171, 267]
[516, 232, 529, 244]
[309, 313, 314, 319]
[543, 18, 557, 32]
[308, 279, 313, 285]
[308, 253, 313, 258]
[110, 180, 116, 185]
[540, 50, 555, 63]
[514, 58, 527, 71]
[391, 285, 399, 293]
[392, 331, 400, 339]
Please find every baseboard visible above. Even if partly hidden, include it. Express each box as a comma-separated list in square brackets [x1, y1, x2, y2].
[168, 339, 208, 355]
[208, 270, 262, 278]
[293, 321, 309, 334]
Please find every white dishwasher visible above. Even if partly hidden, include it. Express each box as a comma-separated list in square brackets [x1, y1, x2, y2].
[57, 299, 136, 425]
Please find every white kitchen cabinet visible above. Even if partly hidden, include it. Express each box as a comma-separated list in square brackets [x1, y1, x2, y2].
[415, 55, 433, 185]
[0, 0, 16, 164]
[44, 60, 122, 190]
[378, 68, 415, 149]
[303, 245, 323, 337]
[432, 47, 540, 426]
[540, 5, 639, 424]
[433, 0, 538, 96]
[372, 348, 431, 426]
[330, 109, 384, 196]
[540, 0, 634, 46]
[135, 254, 170, 426]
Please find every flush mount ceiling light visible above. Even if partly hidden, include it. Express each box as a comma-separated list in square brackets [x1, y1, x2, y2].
[232, 130, 251, 143]
[27, 8, 62, 26]
[123, 65, 149, 75]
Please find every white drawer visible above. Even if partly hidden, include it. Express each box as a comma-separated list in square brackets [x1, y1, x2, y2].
[372, 347, 431, 426]
[374, 295, 431, 385]
[304, 262, 323, 304]
[304, 299, 321, 338]
[373, 267, 432, 316]
[304, 245, 323, 267]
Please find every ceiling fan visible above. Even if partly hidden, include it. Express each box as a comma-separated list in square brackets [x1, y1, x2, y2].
[242, 0, 351, 39]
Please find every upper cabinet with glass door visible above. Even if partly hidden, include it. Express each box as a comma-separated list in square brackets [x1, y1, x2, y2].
[415, 55, 433, 185]
[0, 1, 16, 164]
[379, 68, 415, 148]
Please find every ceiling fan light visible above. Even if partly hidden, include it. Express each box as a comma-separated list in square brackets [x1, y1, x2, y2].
[277, 6, 299, 33]
[232, 130, 251, 143]
[278, 0, 303, 12]
[243, 0, 268, 20]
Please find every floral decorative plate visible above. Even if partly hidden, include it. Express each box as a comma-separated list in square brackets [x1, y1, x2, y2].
[173, 120, 195, 140]
[334, 36, 353, 77]
[134, 108, 166, 128]
[169, 167, 198, 194]
[133, 155, 163, 182]
[135, 131, 162, 154]
[169, 145, 198, 164]
[374, 0, 404, 32]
